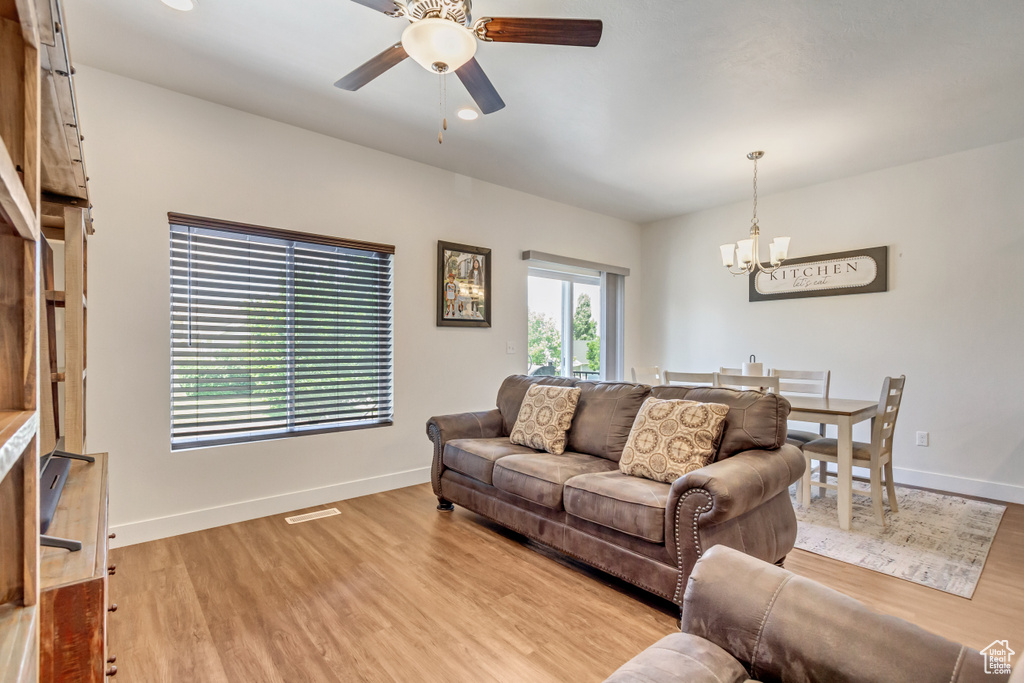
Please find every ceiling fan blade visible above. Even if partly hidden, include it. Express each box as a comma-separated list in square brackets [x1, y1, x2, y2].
[478, 18, 603, 47]
[348, 0, 401, 15]
[455, 58, 505, 115]
[334, 43, 409, 91]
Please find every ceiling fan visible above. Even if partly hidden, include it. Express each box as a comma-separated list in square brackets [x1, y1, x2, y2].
[334, 0, 604, 115]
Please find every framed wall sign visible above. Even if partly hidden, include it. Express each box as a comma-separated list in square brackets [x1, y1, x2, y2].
[437, 241, 491, 327]
[749, 246, 888, 302]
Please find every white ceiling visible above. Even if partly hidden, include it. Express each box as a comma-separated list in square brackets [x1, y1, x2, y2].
[65, 0, 1024, 223]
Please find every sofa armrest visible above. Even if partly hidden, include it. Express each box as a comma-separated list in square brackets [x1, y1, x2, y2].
[666, 444, 805, 602]
[681, 546, 994, 683]
[426, 409, 504, 497]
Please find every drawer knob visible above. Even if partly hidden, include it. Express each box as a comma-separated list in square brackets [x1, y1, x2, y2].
[106, 664, 117, 676]
[107, 655, 116, 664]
[108, 565, 116, 575]
[109, 532, 116, 539]
[108, 603, 118, 613]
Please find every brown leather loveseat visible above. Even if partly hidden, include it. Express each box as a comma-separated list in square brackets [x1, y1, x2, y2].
[606, 545, 1010, 683]
[426, 375, 806, 604]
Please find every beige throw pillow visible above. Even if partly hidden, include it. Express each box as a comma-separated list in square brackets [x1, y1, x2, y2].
[619, 398, 730, 483]
[509, 385, 582, 455]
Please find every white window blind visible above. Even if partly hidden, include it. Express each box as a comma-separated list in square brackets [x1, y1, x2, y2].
[170, 214, 394, 450]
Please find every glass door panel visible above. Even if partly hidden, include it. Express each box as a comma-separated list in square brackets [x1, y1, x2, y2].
[528, 269, 602, 379]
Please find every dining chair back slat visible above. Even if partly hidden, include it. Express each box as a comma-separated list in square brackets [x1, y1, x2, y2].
[631, 366, 662, 385]
[769, 369, 831, 398]
[664, 371, 715, 386]
[872, 375, 906, 463]
[714, 373, 780, 393]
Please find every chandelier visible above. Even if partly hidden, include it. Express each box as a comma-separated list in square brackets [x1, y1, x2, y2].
[719, 151, 791, 276]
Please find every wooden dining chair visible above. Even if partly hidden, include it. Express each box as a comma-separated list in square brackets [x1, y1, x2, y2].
[663, 371, 715, 386]
[770, 369, 832, 447]
[800, 375, 906, 526]
[713, 373, 780, 393]
[631, 366, 662, 385]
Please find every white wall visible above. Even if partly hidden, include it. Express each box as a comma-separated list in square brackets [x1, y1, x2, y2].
[74, 67, 642, 546]
[641, 138, 1024, 503]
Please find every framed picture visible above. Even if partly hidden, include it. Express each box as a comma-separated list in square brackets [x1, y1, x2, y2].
[437, 241, 491, 327]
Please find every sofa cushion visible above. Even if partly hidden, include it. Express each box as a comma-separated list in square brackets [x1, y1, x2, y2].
[443, 437, 538, 485]
[509, 385, 582, 455]
[567, 381, 651, 462]
[564, 471, 670, 543]
[496, 374, 579, 436]
[603, 633, 749, 683]
[493, 452, 617, 510]
[619, 398, 730, 484]
[651, 386, 790, 460]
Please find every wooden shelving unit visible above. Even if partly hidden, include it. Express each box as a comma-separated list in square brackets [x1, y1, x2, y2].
[0, 0, 44, 678]
[1, 0, 95, 678]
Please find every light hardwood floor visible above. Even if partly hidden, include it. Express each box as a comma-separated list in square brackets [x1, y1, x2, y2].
[108, 483, 1024, 682]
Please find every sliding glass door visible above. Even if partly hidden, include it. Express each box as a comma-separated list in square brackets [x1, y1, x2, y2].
[527, 268, 603, 379]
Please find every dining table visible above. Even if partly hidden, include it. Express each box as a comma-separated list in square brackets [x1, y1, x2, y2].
[786, 396, 880, 531]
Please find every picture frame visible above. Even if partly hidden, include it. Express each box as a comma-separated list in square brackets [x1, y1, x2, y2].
[437, 241, 491, 327]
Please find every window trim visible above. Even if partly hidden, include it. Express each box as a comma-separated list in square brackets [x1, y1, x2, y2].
[168, 213, 395, 450]
[167, 212, 396, 255]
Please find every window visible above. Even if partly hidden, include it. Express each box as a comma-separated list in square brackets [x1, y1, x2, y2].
[523, 250, 628, 381]
[169, 214, 394, 450]
[527, 268, 603, 379]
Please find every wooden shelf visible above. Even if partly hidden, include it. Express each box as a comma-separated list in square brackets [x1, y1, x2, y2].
[41, 453, 108, 590]
[0, 411, 37, 484]
[0, 603, 38, 682]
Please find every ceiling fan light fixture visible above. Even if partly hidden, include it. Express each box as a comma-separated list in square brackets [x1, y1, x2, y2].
[457, 108, 479, 121]
[401, 18, 477, 73]
[160, 0, 195, 10]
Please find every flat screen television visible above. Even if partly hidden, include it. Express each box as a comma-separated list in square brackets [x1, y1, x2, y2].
[39, 448, 92, 551]
[40, 448, 71, 535]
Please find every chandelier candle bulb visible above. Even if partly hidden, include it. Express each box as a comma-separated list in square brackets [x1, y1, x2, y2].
[774, 236, 791, 261]
[737, 239, 754, 265]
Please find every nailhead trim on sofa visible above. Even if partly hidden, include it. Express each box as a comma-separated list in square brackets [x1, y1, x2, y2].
[673, 488, 713, 603]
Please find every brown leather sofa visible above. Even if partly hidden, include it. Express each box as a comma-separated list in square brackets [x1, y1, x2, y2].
[426, 375, 806, 604]
[606, 545, 1009, 683]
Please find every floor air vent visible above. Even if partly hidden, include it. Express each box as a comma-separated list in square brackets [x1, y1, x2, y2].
[285, 508, 341, 524]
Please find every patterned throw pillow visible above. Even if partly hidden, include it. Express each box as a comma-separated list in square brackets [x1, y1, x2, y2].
[509, 385, 582, 455]
[619, 398, 730, 483]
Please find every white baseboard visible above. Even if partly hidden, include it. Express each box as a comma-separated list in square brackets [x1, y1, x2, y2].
[110, 466, 431, 548]
[891, 466, 1024, 504]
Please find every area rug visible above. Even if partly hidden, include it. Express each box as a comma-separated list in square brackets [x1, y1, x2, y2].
[789, 472, 1005, 598]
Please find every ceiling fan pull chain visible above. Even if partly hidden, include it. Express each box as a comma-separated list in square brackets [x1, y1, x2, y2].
[443, 73, 448, 131]
[438, 73, 444, 144]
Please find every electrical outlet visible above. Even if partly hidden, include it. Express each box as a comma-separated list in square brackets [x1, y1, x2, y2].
[506, 341, 517, 355]
[916, 431, 929, 447]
